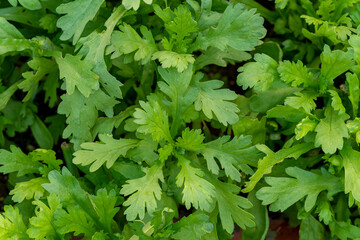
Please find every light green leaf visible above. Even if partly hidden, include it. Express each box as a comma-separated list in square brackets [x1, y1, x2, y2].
[0, 82, 19, 111]
[256, 167, 343, 212]
[284, 92, 317, 113]
[0, 17, 24, 39]
[315, 105, 349, 154]
[176, 154, 216, 212]
[133, 98, 173, 143]
[109, 23, 157, 65]
[55, 54, 99, 97]
[27, 194, 63, 240]
[328, 90, 346, 115]
[237, 53, 279, 92]
[176, 128, 205, 151]
[243, 143, 314, 193]
[193, 3, 266, 52]
[340, 145, 360, 203]
[152, 51, 195, 72]
[194, 78, 239, 126]
[349, 34, 360, 64]
[122, 0, 152, 10]
[0, 206, 29, 240]
[278, 60, 313, 87]
[18, 0, 41, 10]
[319, 45, 354, 90]
[295, 117, 317, 140]
[120, 163, 164, 220]
[73, 134, 138, 172]
[10, 177, 47, 203]
[56, 0, 104, 44]
[201, 135, 259, 181]
[346, 72, 360, 117]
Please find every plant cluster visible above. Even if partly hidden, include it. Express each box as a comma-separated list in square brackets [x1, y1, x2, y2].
[1, 0, 360, 239]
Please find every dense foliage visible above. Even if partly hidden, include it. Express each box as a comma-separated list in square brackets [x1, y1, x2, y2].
[1, 0, 360, 239]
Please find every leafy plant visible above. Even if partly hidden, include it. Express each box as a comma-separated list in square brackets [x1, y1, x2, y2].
[1, 0, 360, 239]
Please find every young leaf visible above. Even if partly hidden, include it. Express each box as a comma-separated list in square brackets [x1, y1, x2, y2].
[55, 54, 99, 97]
[73, 134, 138, 172]
[237, 53, 279, 92]
[109, 23, 157, 65]
[176, 154, 216, 212]
[133, 98, 173, 143]
[56, 0, 105, 44]
[176, 128, 205, 151]
[256, 167, 343, 212]
[201, 135, 260, 181]
[194, 78, 239, 126]
[152, 51, 195, 72]
[284, 92, 317, 113]
[243, 143, 314, 193]
[315, 105, 349, 154]
[340, 145, 360, 203]
[328, 90, 346, 115]
[122, 0, 152, 10]
[10, 177, 48, 203]
[278, 60, 313, 87]
[120, 163, 164, 221]
[27, 194, 63, 240]
[0, 206, 29, 239]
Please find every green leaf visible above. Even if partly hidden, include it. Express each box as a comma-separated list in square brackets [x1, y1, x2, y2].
[109, 23, 157, 65]
[201, 135, 259, 181]
[172, 212, 213, 240]
[315, 105, 349, 154]
[58, 89, 118, 150]
[328, 90, 346, 115]
[158, 66, 198, 135]
[56, 0, 105, 44]
[295, 117, 317, 140]
[91, 189, 120, 233]
[133, 98, 173, 143]
[152, 51, 195, 72]
[349, 34, 360, 64]
[176, 128, 205, 151]
[299, 215, 325, 240]
[329, 221, 360, 240]
[55, 54, 99, 97]
[278, 60, 313, 87]
[176, 154, 216, 212]
[256, 167, 343, 212]
[54, 206, 96, 237]
[79, 6, 126, 98]
[27, 194, 63, 240]
[30, 115, 53, 149]
[284, 92, 317, 113]
[243, 143, 314, 193]
[193, 3, 266, 52]
[10, 177, 47, 203]
[0, 145, 42, 176]
[73, 134, 138, 172]
[237, 53, 279, 92]
[122, 0, 152, 10]
[0, 17, 24, 39]
[267, 105, 307, 122]
[120, 163, 164, 221]
[0, 82, 19, 111]
[340, 145, 360, 203]
[207, 175, 255, 233]
[18, 0, 41, 10]
[319, 45, 354, 90]
[194, 77, 239, 126]
[0, 206, 29, 240]
[346, 72, 360, 117]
